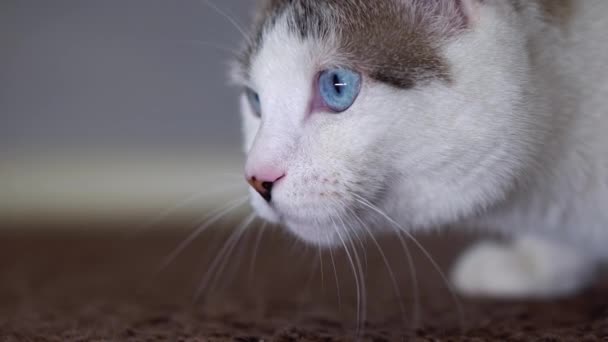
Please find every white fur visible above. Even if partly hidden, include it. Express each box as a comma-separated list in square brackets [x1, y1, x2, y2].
[240, 0, 608, 298]
[452, 236, 595, 298]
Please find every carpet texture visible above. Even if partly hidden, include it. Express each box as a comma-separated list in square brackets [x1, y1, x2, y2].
[0, 222, 607, 341]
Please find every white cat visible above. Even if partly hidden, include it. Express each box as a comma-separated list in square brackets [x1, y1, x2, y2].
[232, 0, 608, 299]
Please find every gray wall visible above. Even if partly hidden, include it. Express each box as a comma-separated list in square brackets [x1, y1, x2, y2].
[1, 0, 252, 152]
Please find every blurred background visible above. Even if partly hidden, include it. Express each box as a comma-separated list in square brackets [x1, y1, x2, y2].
[1, 0, 252, 223]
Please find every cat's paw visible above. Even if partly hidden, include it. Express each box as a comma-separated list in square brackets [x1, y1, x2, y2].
[451, 237, 596, 299]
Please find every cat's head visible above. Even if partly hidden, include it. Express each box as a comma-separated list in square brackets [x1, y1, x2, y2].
[232, 0, 544, 245]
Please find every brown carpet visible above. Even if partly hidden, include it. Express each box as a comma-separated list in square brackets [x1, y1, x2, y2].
[0, 221, 607, 341]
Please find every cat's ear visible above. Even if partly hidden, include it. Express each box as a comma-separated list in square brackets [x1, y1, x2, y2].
[455, 0, 483, 26]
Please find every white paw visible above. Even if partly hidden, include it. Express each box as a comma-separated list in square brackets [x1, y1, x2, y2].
[451, 238, 595, 299]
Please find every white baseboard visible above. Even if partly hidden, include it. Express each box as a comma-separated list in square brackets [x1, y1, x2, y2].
[0, 148, 250, 223]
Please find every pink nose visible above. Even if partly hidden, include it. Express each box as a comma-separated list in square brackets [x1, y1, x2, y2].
[246, 171, 285, 202]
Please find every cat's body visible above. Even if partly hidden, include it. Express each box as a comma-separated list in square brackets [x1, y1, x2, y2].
[234, 0, 608, 298]
[474, 1, 608, 252]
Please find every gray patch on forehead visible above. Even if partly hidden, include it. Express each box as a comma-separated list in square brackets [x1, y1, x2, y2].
[509, 0, 574, 28]
[239, 0, 464, 89]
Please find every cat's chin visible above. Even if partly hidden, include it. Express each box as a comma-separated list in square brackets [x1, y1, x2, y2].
[249, 195, 344, 246]
[281, 220, 341, 247]
[249, 207, 344, 246]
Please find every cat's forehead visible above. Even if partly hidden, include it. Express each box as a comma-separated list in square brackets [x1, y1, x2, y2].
[237, 0, 464, 89]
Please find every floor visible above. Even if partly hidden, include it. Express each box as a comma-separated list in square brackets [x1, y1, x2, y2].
[1, 221, 607, 341]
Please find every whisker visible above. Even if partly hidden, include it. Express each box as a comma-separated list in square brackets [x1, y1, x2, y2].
[346, 234, 368, 338]
[327, 237, 342, 310]
[348, 196, 422, 330]
[137, 183, 244, 233]
[344, 205, 413, 331]
[194, 213, 257, 300]
[199, 0, 250, 41]
[393, 229, 422, 330]
[330, 207, 367, 337]
[156, 196, 248, 272]
[247, 221, 268, 283]
[343, 214, 370, 276]
[317, 241, 325, 294]
[303, 254, 321, 294]
[206, 214, 257, 294]
[352, 194, 465, 331]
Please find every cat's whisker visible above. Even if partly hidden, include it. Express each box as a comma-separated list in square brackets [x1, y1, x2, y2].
[290, 232, 325, 326]
[303, 252, 321, 295]
[329, 226, 357, 323]
[207, 214, 258, 294]
[317, 241, 326, 294]
[345, 227, 368, 338]
[351, 194, 465, 331]
[201, 213, 256, 298]
[345, 215, 370, 275]
[199, 0, 250, 42]
[327, 234, 342, 310]
[346, 197, 422, 330]
[156, 196, 248, 273]
[393, 229, 422, 330]
[247, 221, 268, 283]
[348, 239, 368, 337]
[137, 183, 245, 234]
[344, 205, 415, 331]
[194, 212, 257, 301]
[331, 207, 367, 337]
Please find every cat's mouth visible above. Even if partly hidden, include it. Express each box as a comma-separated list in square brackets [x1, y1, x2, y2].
[248, 178, 383, 246]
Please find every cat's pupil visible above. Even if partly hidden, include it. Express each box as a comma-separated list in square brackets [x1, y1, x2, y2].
[332, 73, 342, 95]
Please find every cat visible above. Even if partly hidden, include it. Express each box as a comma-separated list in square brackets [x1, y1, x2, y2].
[231, 0, 608, 299]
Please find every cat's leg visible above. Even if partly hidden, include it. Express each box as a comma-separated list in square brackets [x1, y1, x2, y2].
[450, 236, 597, 298]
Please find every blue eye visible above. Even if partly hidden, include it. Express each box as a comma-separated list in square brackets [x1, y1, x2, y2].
[318, 69, 361, 112]
[245, 88, 262, 117]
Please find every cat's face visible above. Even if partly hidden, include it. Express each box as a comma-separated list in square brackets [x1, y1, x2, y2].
[234, 0, 543, 245]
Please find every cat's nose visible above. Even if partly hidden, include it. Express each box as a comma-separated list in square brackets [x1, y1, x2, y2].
[247, 175, 284, 202]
